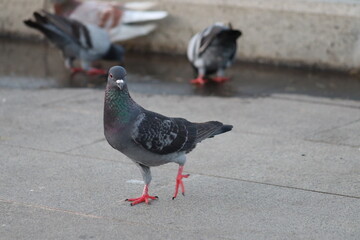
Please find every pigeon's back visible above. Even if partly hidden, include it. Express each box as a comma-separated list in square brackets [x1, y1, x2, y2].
[187, 23, 241, 75]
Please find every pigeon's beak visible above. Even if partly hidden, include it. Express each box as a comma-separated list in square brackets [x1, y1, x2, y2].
[116, 79, 124, 90]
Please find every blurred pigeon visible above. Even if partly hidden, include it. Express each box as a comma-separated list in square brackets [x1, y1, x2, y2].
[24, 10, 124, 76]
[52, 0, 168, 42]
[187, 23, 241, 84]
[104, 66, 233, 205]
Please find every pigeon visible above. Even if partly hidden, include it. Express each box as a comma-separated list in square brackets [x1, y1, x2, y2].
[187, 23, 242, 84]
[104, 66, 233, 206]
[52, 0, 168, 42]
[24, 10, 125, 76]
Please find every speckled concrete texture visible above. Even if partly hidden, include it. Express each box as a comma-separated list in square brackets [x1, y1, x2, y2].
[0, 86, 359, 239]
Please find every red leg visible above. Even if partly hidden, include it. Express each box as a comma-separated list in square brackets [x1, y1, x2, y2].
[212, 76, 229, 83]
[125, 184, 158, 206]
[190, 75, 207, 85]
[86, 68, 108, 76]
[172, 166, 190, 200]
[70, 67, 85, 74]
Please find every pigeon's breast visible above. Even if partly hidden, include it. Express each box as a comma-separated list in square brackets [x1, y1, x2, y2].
[104, 110, 133, 151]
[104, 124, 128, 151]
[122, 143, 187, 167]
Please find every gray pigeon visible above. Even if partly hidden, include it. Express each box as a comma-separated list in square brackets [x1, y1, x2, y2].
[187, 23, 241, 84]
[104, 66, 233, 205]
[24, 10, 124, 76]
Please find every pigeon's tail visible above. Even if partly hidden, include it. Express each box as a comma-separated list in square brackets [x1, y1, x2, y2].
[24, 12, 49, 32]
[217, 29, 242, 43]
[23, 19, 44, 31]
[195, 121, 233, 143]
[23, 18, 57, 41]
[23, 11, 70, 48]
[210, 123, 233, 138]
[217, 124, 233, 135]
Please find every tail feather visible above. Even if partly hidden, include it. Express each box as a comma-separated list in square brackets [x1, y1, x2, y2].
[216, 124, 233, 135]
[195, 121, 233, 142]
[33, 11, 48, 24]
[24, 13, 52, 35]
[23, 20, 42, 30]
[217, 29, 242, 42]
[23, 18, 59, 42]
[23, 11, 71, 49]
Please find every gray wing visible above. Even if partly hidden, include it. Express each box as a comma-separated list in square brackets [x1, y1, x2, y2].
[131, 111, 197, 155]
[131, 111, 230, 155]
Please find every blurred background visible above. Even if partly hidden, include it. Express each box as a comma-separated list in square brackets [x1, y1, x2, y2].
[0, 0, 359, 98]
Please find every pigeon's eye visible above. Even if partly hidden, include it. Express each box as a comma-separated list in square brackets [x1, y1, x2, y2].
[109, 74, 113, 78]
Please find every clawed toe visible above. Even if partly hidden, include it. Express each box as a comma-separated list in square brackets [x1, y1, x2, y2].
[126, 194, 158, 206]
[125, 184, 158, 206]
[190, 77, 207, 85]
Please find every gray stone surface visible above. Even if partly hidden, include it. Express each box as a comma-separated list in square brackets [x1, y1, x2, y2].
[0, 200, 203, 240]
[0, 87, 360, 239]
[308, 119, 360, 147]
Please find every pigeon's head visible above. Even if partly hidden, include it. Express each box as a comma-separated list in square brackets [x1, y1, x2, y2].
[107, 66, 127, 90]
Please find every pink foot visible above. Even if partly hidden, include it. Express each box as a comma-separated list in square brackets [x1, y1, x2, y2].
[172, 166, 190, 200]
[125, 185, 158, 206]
[190, 75, 207, 85]
[212, 76, 229, 83]
[86, 68, 107, 76]
[126, 194, 158, 206]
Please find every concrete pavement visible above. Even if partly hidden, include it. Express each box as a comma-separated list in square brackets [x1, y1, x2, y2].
[0, 85, 359, 239]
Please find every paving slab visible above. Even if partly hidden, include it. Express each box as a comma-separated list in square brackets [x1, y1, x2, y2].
[0, 144, 174, 213]
[1, 153, 359, 240]
[0, 200, 204, 240]
[1, 143, 359, 240]
[2, 88, 360, 196]
[272, 93, 360, 110]
[69, 131, 360, 198]
[307, 119, 360, 147]
[1, 87, 360, 239]
[8, 87, 359, 140]
[96, 175, 360, 240]
[0, 89, 103, 152]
